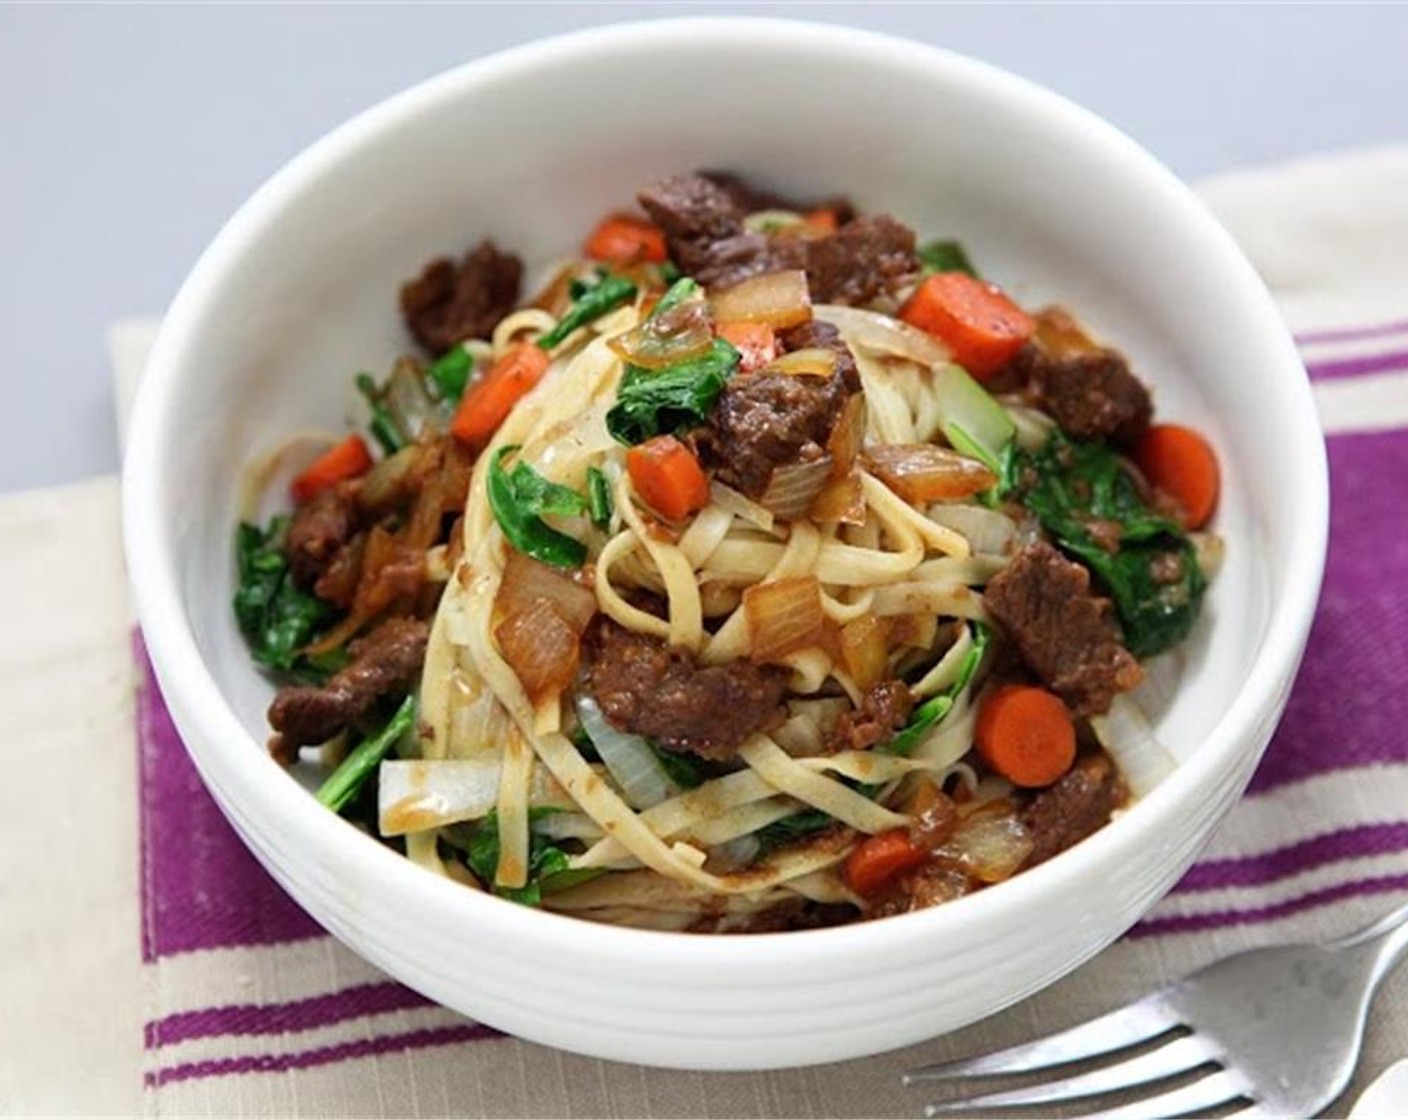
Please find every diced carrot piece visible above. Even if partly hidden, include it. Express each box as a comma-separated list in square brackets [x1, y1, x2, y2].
[843, 829, 929, 897]
[626, 435, 710, 521]
[450, 342, 551, 449]
[899, 273, 1035, 381]
[975, 685, 1076, 788]
[804, 208, 839, 233]
[716, 321, 778, 373]
[289, 434, 372, 504]
[1135, 423, 1221, 530]
[585, 214, 668, 265]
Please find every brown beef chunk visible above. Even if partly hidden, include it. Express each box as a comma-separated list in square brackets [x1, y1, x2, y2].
[698, 318, 858, 500]
[983, 541, 1143, 718]
[698, 170, 855, 225]
[1036, 350, 1152, 445]
[267, 616, 428, 755]
[286, 482, 359, 590]
[831, 679, 914, 752]
[585, 619, 787, 760]
[780, 214, 918, 305]
[399, 240, 523, 355]
[638, 173, 918, 304]
[1020, 753, 1126, 867]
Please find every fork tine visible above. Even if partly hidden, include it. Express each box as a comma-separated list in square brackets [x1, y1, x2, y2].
[1051, 1068, 1249, 1120]
[902, 996, 1178, 1084]
[920, 1034, 1221, 1114]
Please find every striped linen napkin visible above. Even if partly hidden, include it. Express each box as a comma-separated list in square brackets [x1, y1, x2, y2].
[2, 146, 1405, 1118]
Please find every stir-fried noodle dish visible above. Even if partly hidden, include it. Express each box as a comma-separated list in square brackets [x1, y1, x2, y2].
[235, 172, 1223, 931]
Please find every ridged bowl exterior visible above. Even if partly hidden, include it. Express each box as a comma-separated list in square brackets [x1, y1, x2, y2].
[124, 19, 1327, 1069]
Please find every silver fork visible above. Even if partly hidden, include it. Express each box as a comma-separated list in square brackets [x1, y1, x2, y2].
[904, 901, 1408, 1119]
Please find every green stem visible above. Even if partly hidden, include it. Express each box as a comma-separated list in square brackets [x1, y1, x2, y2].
[315, 694, 416, 813]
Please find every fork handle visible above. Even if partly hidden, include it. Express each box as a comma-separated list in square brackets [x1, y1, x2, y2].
[1335, 899, 1408, 984]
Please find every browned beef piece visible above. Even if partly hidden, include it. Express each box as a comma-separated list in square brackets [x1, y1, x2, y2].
[585, 619, 788, 760]
[638, 174, 918, 303]
[1020, 753, 1127, 867]
[1036, 350, 1152, 445]
[286, 483, 360, 589]
[400, 240, 523, 355]
[702, 368, 850, 499]
[779, 214, 918, 305]
[831, 680, 914, 752]
[267, 617, 429, 754]
[984, 541, 1143, 718]
[699, 171, 856, 225]
[778, 319, 861, 390]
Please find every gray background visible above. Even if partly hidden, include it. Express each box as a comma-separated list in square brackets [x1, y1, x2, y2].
[3, 3, 1405, 494]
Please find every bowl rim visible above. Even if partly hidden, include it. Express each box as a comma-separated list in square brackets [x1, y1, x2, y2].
[122, 15, 1329, 972]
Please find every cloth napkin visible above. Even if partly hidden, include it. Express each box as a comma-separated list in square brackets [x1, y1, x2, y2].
[4, 146, 1408, 1119]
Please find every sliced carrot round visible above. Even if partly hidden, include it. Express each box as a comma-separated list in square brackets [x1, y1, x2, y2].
[843, 829, 929, 897]
[1135, 423, 1220, 530]
[899, 273, 1035, 381]
[289, 434, 372, 504]
[585, 215, 667, 264]
[626, 435, 710, 521]
[975, 685, 1076, 788]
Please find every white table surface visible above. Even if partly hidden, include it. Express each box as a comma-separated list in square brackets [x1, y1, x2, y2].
[3, 3, 1405, 495]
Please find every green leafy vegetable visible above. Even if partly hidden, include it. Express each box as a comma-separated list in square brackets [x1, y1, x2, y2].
[650, 276, 699, 319]
[653, 746, 703, 790]
[355, 372, 408, 454]
[1006, 433, 1207, 658]
[932, 364, 1015, 476]
[918, 239, 978, 278]
[605, 337, 740, 445]
[465, 808, 601, 905]
[315, 694, 416, 814]
[586, 466, 613, 530]
[754, 809, 835, 856]
[233, 518, 334, 672]
[886, 622, 991, 756]
[539, 272, 637, 350]
[487, 446, 589, 568]
[426, 346, 475, 401]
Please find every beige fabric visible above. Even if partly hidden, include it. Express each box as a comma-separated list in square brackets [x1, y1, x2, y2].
[2, 148, 1408, 1118]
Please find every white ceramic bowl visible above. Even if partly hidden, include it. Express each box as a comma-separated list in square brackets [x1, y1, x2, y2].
[123, 17, 1328, 1070]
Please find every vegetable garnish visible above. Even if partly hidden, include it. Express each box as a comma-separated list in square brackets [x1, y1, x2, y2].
[465, 808, 603, 905]
[605, 337, 740, 445]
[917, 239, 978, 278]
[233, 517, 334, 672]
[586, 465, 614, 530]
[975, 684, 1077, 788]
[426, 345, 475, 401]
[886, 622, 990, 755]
[289, 434, 373, 504]
[900, 273, 1035, 381]
[1007, 432, 1207, 658]
[931, 364, 1016, 476]
[315, 693, 416, 814]
[585, 214, 668, 265]
[1135, 423, 1221, 530]
[754, 808, 834, 856]
[355, 372, 409, 454]
[450, 341, 550, 449]
[843, 829, 928, 897]
[626, 435, 711, 521]
[715, 321, 778, 373]
[487, 446, 589, 568]
[537, 272, 637, 351]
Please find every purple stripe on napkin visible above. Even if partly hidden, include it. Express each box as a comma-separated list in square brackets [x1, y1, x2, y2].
[1304, 347, 1408, 381]
[1295, 316, 1408, 346]
[1245, 428, 1408, 793]
[136, 636, 323, 960]
[145, 981, 434, 1049]
[1173, 822, 1408, 893]
[145, 1022, 501, 1088]
[1134, 873, 1408, 938]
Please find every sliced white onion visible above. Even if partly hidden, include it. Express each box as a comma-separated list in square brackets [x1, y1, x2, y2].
[709, 834, 762, 872]
[534, 811, 605, 843]
[378, 758, 502, 836]
[764, 348, 836, 378]
[1089, 694, 1177, 799]
[576, 694, 681, 810]
[709, 270, 812, 329]
[814, 303, 950, 367]
[385, 357, 440, 437]
[1003, 402, 1058, 452]
[709, 480, 775, 533]
[1192, 531, 1226, 582]
[1132, 650, 1183, 723]
[744, 575, 827, 663]
[927, 504, 1017, 556]
[759, 455, 832, 521]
